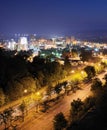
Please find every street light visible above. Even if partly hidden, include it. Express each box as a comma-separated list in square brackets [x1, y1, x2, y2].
[81, 71, 84, 74]
[71, 70, 75, 73]
[24, 89, 27, 93]
[98, 63, 101, 66]
[36, 92, 40, 96]
[81, 71, 86, 79]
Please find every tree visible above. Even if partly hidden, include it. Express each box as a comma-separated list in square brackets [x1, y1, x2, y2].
[84, 66, 96, 80]
[36, 71, 45, 86]
[0, 87, 5, 106]
[101, 62, 107, 68]
[71, 48, 78, 58]
[84, 96, 95, 112]
[18, 101, 26, 122]
[71, 98, 84, 120]
[6, 76, 36, 101]
[102, 48, 107, 55]
[32, 56, 45, 71]
[44, 61, 63, 84]
[0, 107, 14, 129]
[64, 57, 71, 73]
[104, 74, 107, 84]
[53, 112, 68, 130]
[19, 76, 36, 93]
[54, 83, 62, 95]
[46, 83, 53, 98]
[6, 80, 23, 101]
[91, 78, 102, 92]
[80, 49, 93, 62]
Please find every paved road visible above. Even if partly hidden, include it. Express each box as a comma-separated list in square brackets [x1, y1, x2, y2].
[18, 83, 92, 130]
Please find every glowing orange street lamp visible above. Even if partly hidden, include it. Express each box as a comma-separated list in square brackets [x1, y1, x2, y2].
[24, 89, 27, 93]
[71, 70, 75, 73]
[36, 92, 40, 96]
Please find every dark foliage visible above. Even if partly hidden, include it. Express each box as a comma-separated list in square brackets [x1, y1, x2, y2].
[0, 48, 69, 103]
[84, 65, 96, 80]
[67, 80, 107, 130]
[53, 112, 68, 130]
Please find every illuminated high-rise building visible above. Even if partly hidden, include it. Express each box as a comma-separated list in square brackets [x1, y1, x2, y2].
[7, 39, 16, 50]
[18, 37, 28, 51]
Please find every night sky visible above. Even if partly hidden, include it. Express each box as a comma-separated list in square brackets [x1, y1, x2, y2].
[0, 0, 107, 37]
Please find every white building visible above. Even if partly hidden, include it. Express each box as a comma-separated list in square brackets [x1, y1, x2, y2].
[7, 39, 16, 50]
[18, 37, 28, 51]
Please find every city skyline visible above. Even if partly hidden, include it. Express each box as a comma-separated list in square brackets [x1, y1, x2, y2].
[0, 0, 107, 37]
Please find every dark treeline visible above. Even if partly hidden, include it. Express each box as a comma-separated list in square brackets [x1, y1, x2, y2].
[0, 48, 70, 105]
[67, 76, 107, 130]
